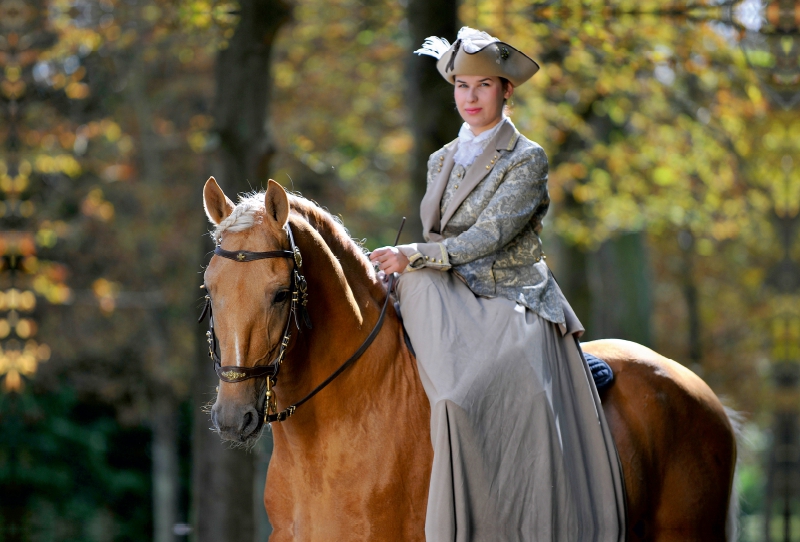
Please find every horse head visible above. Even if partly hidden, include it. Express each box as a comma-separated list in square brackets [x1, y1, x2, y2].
[202, 177, 299, 443]
[201, 176, 377, 446]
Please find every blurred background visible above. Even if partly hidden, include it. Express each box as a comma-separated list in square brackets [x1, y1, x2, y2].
[0, 0, 796, 540]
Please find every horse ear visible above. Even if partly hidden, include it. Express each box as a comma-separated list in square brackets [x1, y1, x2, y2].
[264, 179, 289, 228]
[203, 177, 235, 225]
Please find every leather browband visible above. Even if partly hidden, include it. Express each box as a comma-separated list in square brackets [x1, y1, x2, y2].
[214, 246, 294, 262]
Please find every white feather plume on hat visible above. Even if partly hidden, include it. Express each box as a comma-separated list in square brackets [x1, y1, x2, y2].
[413, 27, 499, 59]
[456, 27, 499, 53]
[414, 36, 451, 60]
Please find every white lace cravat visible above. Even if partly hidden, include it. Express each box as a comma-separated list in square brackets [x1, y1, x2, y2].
[453, 118, 505, 168]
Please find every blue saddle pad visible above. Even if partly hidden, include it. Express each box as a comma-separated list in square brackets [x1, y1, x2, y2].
[582, 351, 614, 392]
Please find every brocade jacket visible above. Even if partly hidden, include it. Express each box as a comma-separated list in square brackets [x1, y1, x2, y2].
[398, 117, 568, 327]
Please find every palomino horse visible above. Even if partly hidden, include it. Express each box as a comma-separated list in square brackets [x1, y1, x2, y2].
[202, 178, 737, 541]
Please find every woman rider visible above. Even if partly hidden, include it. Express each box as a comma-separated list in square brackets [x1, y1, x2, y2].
[370, 28, 626, 541]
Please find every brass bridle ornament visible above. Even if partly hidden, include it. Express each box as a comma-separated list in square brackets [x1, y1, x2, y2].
[199, 223, 394, 425]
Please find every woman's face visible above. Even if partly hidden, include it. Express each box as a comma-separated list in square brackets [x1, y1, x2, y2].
[454, 75, 513, 135]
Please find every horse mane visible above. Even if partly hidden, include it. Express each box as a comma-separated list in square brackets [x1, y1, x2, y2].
[212, 191, 376, 280]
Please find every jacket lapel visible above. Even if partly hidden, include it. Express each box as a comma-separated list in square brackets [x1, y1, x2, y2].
[420, 142, 457, 239]
[439, 119, 519, 230]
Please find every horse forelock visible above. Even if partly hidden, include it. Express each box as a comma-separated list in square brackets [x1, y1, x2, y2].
[211, 192, 265, 243]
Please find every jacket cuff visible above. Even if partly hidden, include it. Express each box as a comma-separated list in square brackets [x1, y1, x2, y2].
[397, 243, 451, 273]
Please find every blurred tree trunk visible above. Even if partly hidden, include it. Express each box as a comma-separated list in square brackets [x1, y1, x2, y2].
[192, 1, 291, 541]
[584, 232, 653, 346]
[128, 49, 181, 542]
[144, 311, 181, 542]
[405, 0, 460, 241]
[213, 0, 291, 192]
[549, 239, 592, 329]
[678, 230, 702, 367]
[152, 394, 179, 542]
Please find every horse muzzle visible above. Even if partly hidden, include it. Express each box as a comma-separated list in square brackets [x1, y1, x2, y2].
[211, 400, 263, 442]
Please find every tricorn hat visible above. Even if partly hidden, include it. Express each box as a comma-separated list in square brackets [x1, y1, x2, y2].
[415, 27, 540, 87]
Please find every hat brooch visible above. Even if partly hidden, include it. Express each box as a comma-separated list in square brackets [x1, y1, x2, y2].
[496, 44, 510, 64]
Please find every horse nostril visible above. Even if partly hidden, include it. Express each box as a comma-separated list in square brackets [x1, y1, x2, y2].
[239, 406, 260, 440]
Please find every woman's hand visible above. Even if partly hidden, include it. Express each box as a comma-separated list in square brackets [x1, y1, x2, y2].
[369, 247, 410, 275]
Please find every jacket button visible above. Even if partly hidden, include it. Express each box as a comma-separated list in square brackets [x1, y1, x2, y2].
[485, 165, 490, 170]
[438, 259, 443, 263]
[454, 184, 459, 189]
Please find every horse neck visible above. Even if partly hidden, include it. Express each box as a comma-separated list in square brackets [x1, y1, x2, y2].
[274, 217, 409, 429]
[264, 216, 432, 535]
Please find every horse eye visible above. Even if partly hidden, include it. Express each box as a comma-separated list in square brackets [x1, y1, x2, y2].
[273, 290, 289, 304]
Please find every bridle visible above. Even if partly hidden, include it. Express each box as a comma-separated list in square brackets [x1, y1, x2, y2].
[199, 223, 394, 424]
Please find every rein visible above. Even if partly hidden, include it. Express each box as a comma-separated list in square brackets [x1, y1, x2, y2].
[199, 221, 399, 425]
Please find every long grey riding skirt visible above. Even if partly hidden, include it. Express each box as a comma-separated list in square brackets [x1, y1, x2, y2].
[396, 269, 626, 542]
